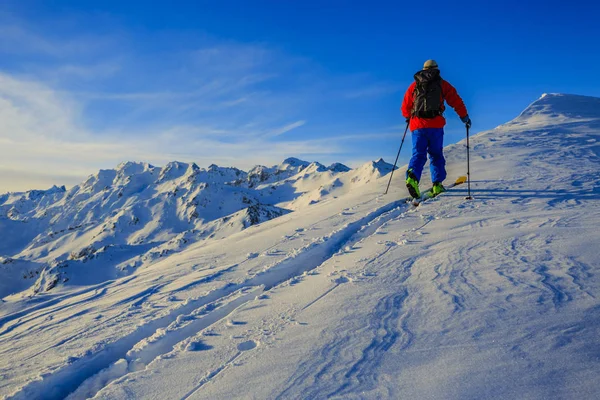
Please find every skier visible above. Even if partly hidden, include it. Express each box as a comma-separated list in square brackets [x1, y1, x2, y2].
[401, 59, 471, 199]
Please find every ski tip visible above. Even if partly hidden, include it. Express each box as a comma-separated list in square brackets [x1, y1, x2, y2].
[455, 176, 467, 185]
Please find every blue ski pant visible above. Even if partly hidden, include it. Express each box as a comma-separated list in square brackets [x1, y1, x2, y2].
[407, 128, 447, 183]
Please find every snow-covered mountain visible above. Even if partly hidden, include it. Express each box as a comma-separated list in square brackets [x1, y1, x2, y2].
[1, 94, 599, 400]
[0, 157, 394, 298]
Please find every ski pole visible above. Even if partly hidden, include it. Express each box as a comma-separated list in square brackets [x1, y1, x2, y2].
[465, 125, 473, 200]
[384, 121, 410, 195]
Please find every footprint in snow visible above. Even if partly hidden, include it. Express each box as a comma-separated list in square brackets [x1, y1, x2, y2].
[237, 340, 258, 351]
[263, 249, 284, 256]
[185, 340, 213, 352]
[332, 276, 349, 284]
[227, 319, 247, 326]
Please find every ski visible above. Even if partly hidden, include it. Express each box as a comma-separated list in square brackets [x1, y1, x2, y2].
[411, 176, 467, 207]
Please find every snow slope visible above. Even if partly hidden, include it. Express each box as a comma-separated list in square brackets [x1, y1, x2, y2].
[1, 93, 600, 399]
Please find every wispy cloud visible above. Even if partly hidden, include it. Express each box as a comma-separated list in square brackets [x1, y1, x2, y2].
[0, 72, 83, 141]
[0, 12, 401, 193]
[0, 72, 340, 192]
[266, 120, 307, 138]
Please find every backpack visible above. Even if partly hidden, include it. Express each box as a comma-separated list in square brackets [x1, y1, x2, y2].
[411, 69, 444, 118]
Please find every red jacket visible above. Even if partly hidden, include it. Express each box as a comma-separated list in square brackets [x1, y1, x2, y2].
[401, 79, 468, 131]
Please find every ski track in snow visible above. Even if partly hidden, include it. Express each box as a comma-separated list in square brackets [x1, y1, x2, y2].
[2, 186, 386, 320]
[5, 193, 417, 399]
[0, 276, 152, 353]
[274, 258, 415, 400]
[179, 352, 242, 400]
[0, 279, 121, 336]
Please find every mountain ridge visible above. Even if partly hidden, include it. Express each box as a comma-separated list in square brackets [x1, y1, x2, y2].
[0, 157, 393, 298]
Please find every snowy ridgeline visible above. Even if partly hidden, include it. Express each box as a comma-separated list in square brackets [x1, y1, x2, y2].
[1, 93, 600, 400]
[0, 156, 394, 298]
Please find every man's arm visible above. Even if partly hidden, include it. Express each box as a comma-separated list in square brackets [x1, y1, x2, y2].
[442, 80, 468, 119]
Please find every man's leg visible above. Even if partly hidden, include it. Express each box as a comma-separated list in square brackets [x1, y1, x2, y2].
[428, 128, 447, 183]
[406, 129, 428, 198]
[407, 130, 428, 181]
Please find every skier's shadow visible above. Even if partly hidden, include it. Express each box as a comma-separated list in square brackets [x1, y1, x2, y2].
[445, 184, 600, 203]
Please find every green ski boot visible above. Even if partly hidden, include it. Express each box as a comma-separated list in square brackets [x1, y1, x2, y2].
[430, 182, 446, 197]
[406, 169, 420, 199]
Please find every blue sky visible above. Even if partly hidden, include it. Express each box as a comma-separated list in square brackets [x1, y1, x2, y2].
[1, 0, 599, 192]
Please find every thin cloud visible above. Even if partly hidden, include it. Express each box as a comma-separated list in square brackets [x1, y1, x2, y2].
[267, 120, 307, 138]
[0, 74, 338, 192]
[0, 72, 84, 141]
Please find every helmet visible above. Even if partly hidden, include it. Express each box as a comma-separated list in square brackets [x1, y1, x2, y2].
[423, 59, 439, 70]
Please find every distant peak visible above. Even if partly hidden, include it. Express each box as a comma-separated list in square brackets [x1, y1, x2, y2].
[158, 161, 191, 182]
[117, 161, 153, 170]
[328, 162, 351, 173]
[163, 161, 188, 170]
[305, 162, 327, 173]
[282, 157, 310, 166]
[367, 158, 395, 173]
[49, 185, 67, 193]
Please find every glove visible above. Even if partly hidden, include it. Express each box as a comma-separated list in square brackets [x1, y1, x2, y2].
[461, 115, 472, 128]
[405, 117, 411, 124]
